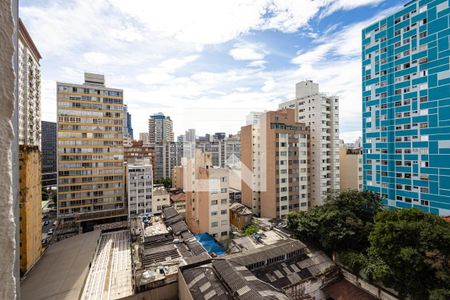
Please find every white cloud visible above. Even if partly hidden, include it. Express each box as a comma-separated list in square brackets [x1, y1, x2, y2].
[321, 0, 385, 18]
[160, 55, 199, 71]
[20, 0, 394, 141]
[229, 43, 267, 61]
[83, 52, 111, 66]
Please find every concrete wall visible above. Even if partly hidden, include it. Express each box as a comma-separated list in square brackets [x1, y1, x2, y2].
[0, 0, 18, 298]
[19, 145, 42, 274]
[121, 282, 178, 300]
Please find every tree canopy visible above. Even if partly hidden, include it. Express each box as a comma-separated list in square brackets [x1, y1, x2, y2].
[287, 190, 382, 252]
[367, 209, 450, 300]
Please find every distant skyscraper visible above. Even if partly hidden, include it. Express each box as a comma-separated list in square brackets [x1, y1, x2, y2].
[154, 142, 183, 179]
[279, 80, 340, 206]
[246, 111, 263, 125]
[241, 109, 309, 218]
[139, 132, 150, 146]
[127, 111, 133, 139]
[18, 19, 41, 148]
[57, 73, 126, 222]
[41, 121, 57, 186]
[362, 0, 450, 216]
[148, 112, 174, 146]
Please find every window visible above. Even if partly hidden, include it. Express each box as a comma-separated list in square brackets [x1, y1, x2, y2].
[211, 222, 218, 228]
[221, 209, 227, 215]
[211, 200, 218, 205]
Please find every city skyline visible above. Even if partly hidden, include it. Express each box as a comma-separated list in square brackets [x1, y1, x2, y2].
[20, 0, 406, 141]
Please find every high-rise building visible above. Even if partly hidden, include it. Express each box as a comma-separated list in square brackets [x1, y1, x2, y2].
[148, 112, 174, 146]
[56, 73, 126, 223]
[41, 121, 57, 187]
[139, 132, 150, 146]
[153, 142, 183, 179]
[339, 142, 363, 191]
[362, 0, 450, 216]
[18, 19, 41, 148]
[123, 104, 133, 146]
[185, 149, 230, 240]
[18, 20, 43, 276]
[126, 159, 152, 218]
[19, 145, 42, 275]
[279, 80, 340, 207]
[241, 109, 309, 218]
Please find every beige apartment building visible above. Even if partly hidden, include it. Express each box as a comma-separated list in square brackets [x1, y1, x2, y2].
[339, 142, 363, 191]
[19, 145, 42, 275]
[279, 80, 340, 207]
[56, 73, 126, 224]
[241, 109, 309, 219]
[185, 150, 230, 240]
[152, 186, 171, 214]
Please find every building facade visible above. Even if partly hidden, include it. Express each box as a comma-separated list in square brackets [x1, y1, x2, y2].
[139, 132, 150, 146]
[148, 112, 174, 146]
[362, 0, 450, 216]
[124, 140, 153, 162]
[41, 121, 57, 186]
[127, 159, 152, 218]
[339, 142, 363, 191]
[18, 19, 41, 148]
[56, 73, 126, 222]
[19, 145, 42, 275]
[152, 186, 171, 214]
[153, 142, 183, 180]
[185, 150, 230, 240]
[279, 80, 340, 207]
[241, 109, 309, 218]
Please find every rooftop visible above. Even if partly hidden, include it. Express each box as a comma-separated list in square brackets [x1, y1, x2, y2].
[229, 202, 252, 216]
[21, 230, 101, 300]
[81, 231, 133, 300]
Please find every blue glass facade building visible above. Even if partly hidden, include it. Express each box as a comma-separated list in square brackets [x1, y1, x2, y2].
[362, 0, 450, 216]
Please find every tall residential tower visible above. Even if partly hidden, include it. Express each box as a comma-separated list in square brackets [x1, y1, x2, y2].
[362, 0, 450, 216]
[241, 109, 309, 218]
[148, 112, 174, 146]
[279, 80, 340, 207]
[57, 73, 126, 223]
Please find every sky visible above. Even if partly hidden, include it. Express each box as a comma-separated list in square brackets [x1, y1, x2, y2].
[20, 0, 405, 142]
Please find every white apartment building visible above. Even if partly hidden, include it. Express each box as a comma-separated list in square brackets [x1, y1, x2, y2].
[148, 112, 174, 146]
[279, 80, 340, 207]
[127, 159, 153, 218]
[18, 19, 41, 147]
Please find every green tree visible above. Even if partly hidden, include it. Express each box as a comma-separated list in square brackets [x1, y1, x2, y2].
[154, 177, 172, 189]
[368, 209, 450, 300]
[287, 190, 382, 252]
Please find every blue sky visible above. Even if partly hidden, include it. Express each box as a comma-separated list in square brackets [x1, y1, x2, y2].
[20, 0, 405, 141]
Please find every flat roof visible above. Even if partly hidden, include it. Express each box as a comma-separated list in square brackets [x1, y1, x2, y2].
[21, 230, 102, 300]
[81, 231, 133, 300]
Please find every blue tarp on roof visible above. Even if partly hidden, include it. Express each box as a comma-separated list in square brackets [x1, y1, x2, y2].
[194, 233, 225, 256]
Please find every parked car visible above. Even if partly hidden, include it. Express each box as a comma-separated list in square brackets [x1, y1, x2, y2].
[44, 220, 49, 226]
[47, 229, 54, 235]
[41, 239, 47, 245]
